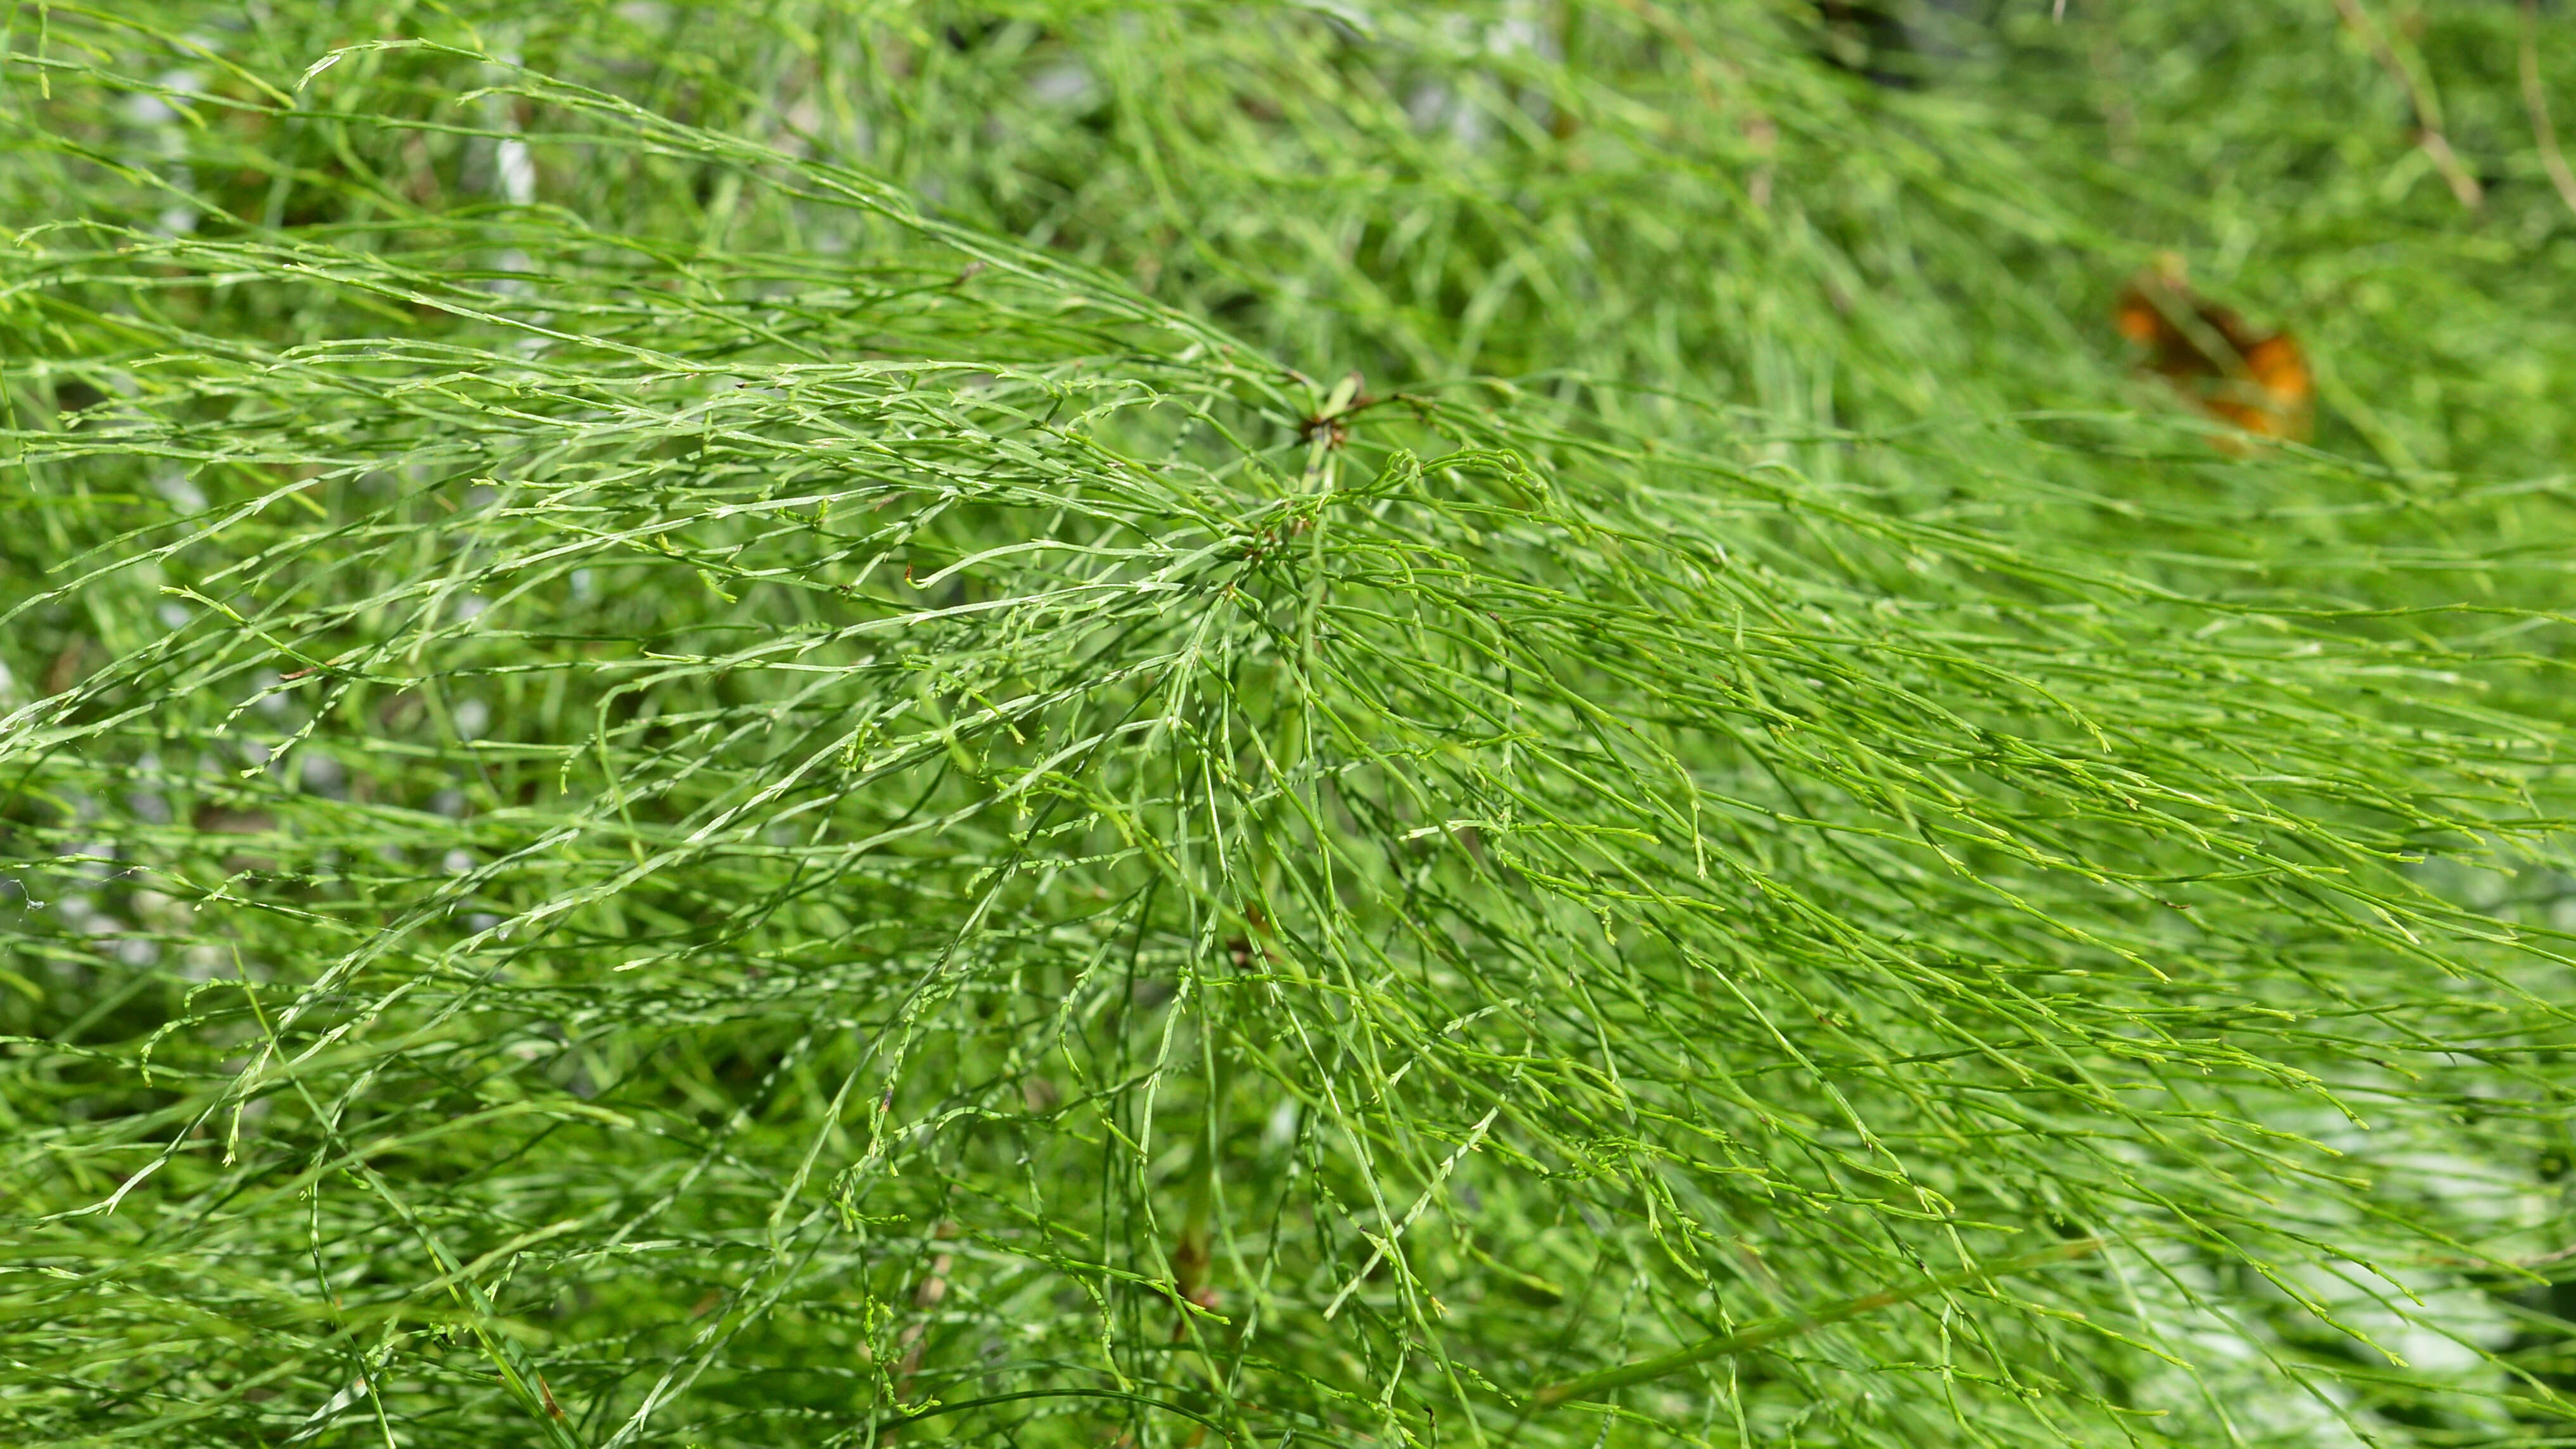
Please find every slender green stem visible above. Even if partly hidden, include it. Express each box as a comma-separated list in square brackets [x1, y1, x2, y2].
[1529, 1239, 2108, 1409]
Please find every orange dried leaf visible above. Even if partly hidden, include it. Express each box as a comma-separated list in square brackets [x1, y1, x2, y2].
[2115, 259, 2312, 444]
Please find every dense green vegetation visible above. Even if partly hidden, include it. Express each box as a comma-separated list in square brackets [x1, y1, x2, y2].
[6, 3, 2576, 1445]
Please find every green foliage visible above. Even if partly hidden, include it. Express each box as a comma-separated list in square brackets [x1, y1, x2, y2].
[4, 4, 2575, 1446]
